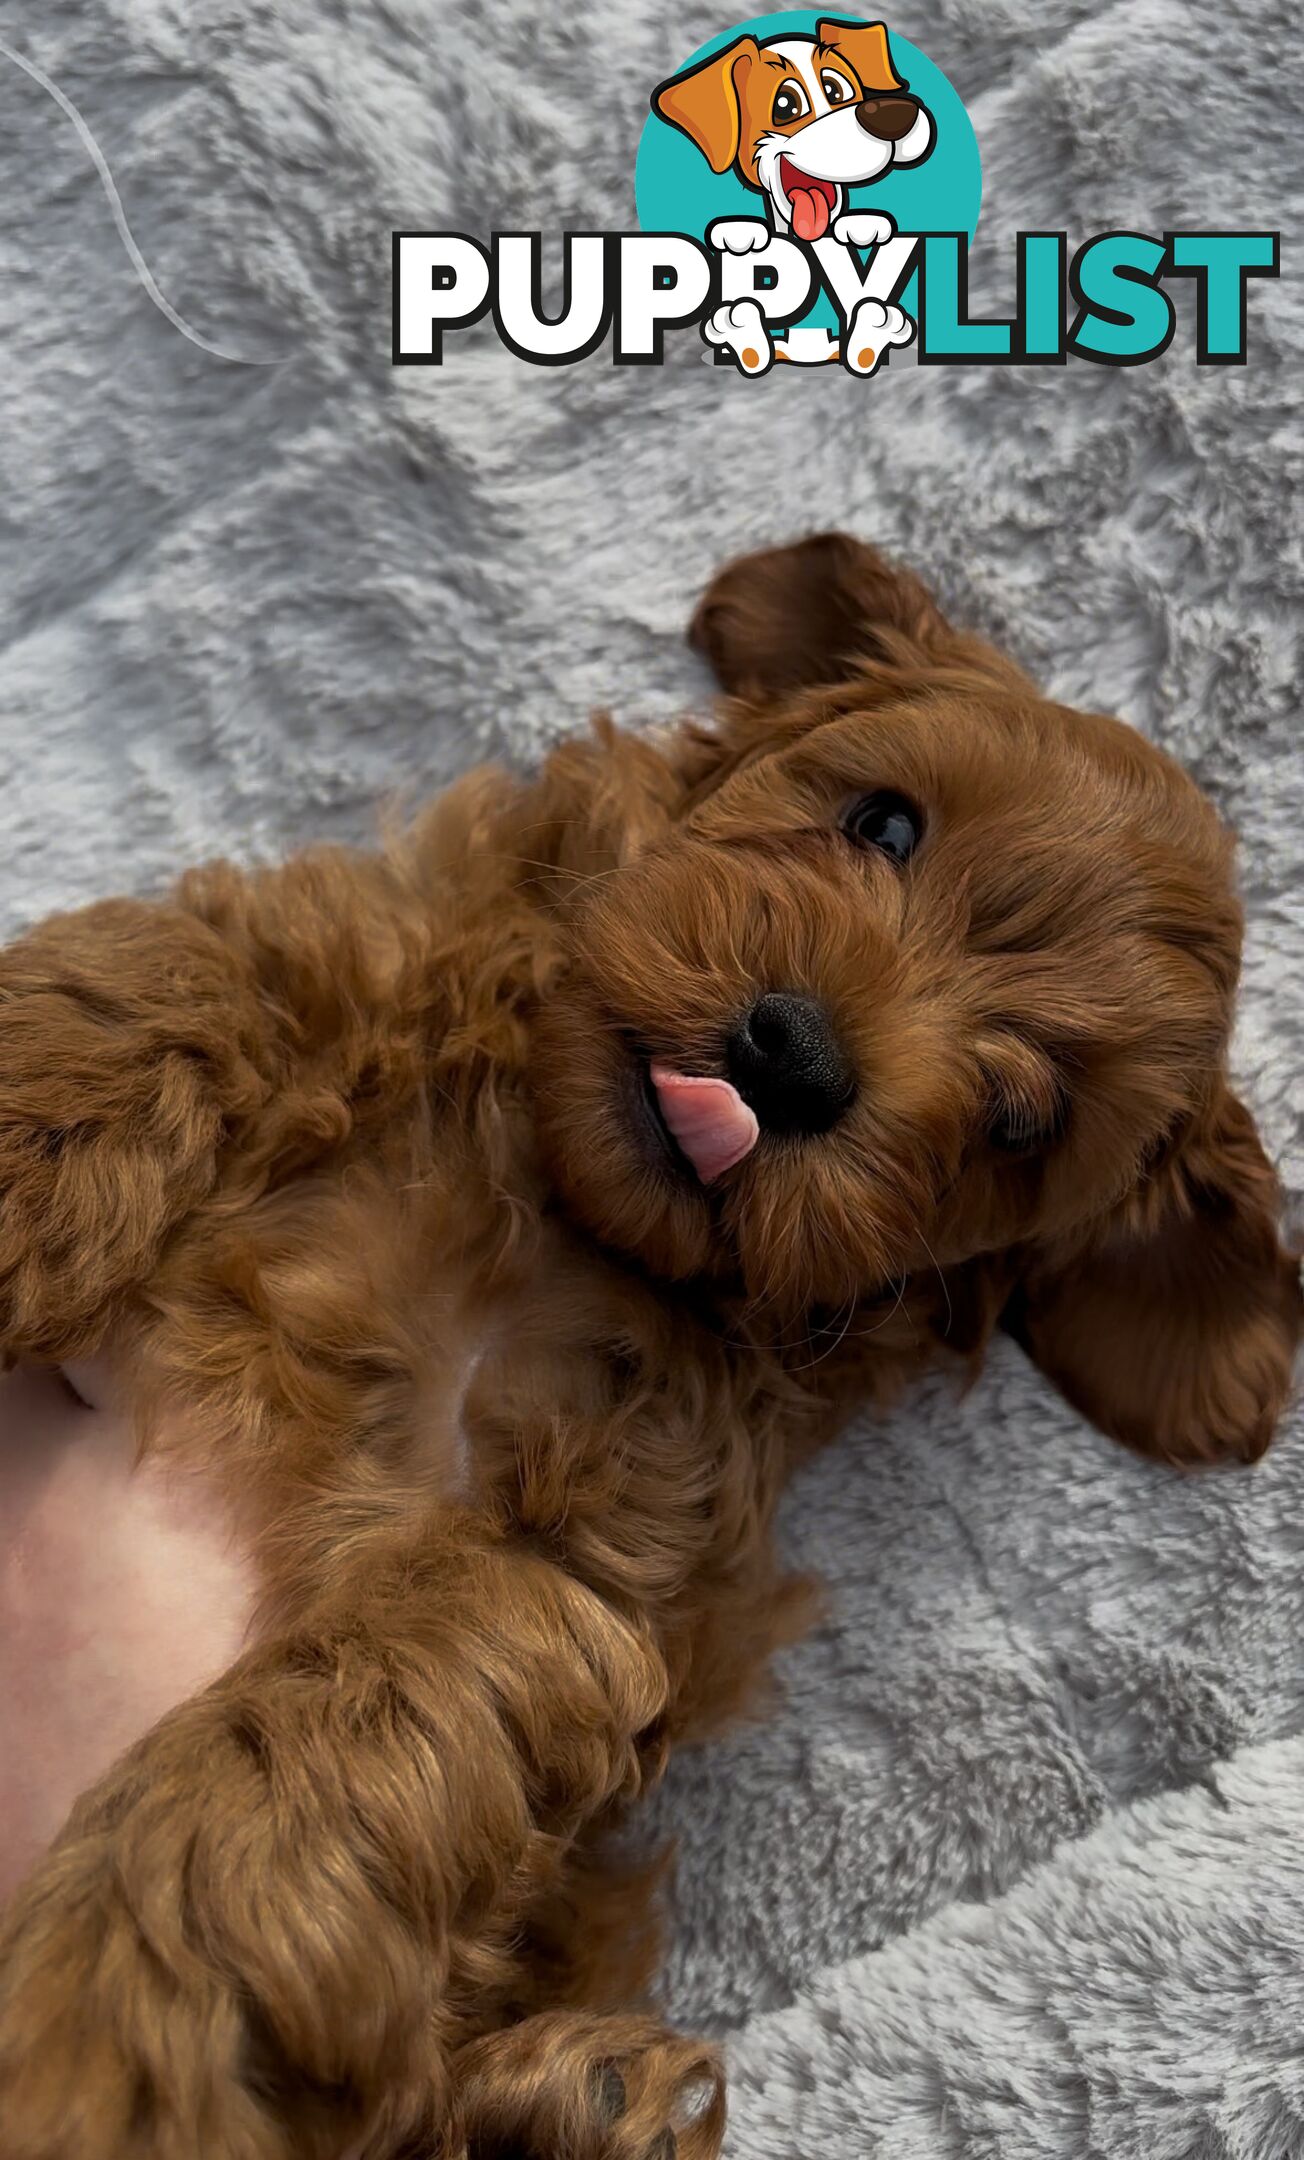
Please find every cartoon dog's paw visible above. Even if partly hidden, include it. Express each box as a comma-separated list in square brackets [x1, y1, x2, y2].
[707, 218, 772, 255]
[703, 300, 772, 375]
[831, 210, 896, 251]
[842, 298, 915, 376]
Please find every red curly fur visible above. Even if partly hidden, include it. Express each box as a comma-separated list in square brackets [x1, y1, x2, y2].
[0, 535, 1298, 2158]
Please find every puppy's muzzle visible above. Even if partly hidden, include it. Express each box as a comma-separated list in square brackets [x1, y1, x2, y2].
[855, 94, 921, 142]
[727, 992, 855, 1136]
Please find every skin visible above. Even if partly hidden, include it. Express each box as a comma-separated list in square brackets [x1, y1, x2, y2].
[0, 1359, 253, 1906]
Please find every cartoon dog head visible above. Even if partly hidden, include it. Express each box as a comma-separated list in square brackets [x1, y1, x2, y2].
[652, 18, 934, 241]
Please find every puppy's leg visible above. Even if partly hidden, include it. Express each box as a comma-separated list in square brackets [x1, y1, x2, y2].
[0, 898, 268, 1359]
[0, 1514, 669, 2160]
[0, 840, 444, 1364]
[452, 2010, 724, 2160]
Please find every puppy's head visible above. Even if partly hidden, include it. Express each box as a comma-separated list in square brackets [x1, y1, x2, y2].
[652, 21, 933, 240]
[531, 536, 1300, 1463]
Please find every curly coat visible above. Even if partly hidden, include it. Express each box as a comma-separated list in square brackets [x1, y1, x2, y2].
[0, 536, 1299, 2160]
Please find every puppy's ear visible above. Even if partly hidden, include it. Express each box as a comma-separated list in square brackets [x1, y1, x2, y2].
[814, 19, 905, 94]
[651, 37, 759, 174]
[689, 531, 1025, 701]
[1005, 1083, 1302, 1468]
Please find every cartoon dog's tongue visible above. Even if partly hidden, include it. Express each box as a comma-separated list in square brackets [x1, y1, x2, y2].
[780, 161, 835, 243]
[790, 186, 831, 243]
[649, 1064, 759, 1184]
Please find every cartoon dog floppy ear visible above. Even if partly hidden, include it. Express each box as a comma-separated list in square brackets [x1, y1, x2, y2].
[814, 18, 905, 95]
[652, 22, 913, 178]
[651, 34, 761, 175]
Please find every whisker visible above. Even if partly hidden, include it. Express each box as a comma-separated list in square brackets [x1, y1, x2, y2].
[487, 853, 627, 892]
[784, 1295, 858, 1372]
[852, 1271, 908, 1340]
[916, 1231, 953, 1338]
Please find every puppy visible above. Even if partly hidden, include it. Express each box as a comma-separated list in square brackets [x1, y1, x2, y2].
[0, 535, 1299, 2160]
[653, 19, 933, 372]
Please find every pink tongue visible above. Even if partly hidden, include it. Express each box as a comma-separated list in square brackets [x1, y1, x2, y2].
[790, 187, 830, 242]
[649, 1064, 759, 1184]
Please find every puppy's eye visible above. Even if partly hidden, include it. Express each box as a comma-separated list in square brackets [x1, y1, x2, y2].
[840, 791, 924, 864]
[820, 69, 855, 105]
[987, 1086, 1070, 1155]
[772, 79, 810, 124]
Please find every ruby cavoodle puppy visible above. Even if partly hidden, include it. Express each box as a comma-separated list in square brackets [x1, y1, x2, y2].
[1, 535, 1299, 2160]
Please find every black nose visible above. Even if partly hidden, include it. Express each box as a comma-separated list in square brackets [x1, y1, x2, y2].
[855, 93, 921, 141]
[726, 993, 855, 1135]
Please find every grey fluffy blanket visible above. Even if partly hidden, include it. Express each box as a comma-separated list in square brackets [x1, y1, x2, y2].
[1, 2, 1301, 2154]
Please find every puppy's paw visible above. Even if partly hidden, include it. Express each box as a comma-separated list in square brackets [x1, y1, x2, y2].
[707, 217, 772, 255]
[453, 2011, 724, 2160]
[832, 209, 895, 250]
[842, 297, 915, 376]
[703, 300, 772, 375]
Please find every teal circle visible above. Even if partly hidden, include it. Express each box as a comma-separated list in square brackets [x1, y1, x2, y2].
[635, 13, 981, 334]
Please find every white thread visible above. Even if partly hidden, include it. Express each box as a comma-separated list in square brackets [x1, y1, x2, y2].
[0, 31, 291, 366]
